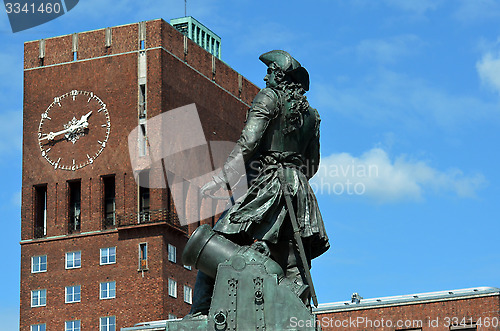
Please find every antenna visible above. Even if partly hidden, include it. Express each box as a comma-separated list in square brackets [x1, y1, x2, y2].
[185, 0, 187, 16]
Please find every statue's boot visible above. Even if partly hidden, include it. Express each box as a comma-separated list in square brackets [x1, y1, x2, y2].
[183, 271, 214, 319]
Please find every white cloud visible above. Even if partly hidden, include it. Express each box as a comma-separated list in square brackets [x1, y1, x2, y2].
[313, 68, 499, 130]
[311, 148, 486, 203]
[476, 51, 500, 94]
[454, 0, 500, 23]
[355, 35, 423, 64]
[383, 0, 441, 15]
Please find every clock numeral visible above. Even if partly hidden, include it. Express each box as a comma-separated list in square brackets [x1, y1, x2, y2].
[41, 113, 50, 120]
[87, 154, 94, 164]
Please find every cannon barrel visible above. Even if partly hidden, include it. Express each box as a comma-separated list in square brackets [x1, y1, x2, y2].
[182, 224, 284, 279]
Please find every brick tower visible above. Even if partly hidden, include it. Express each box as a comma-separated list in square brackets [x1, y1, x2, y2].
[21, 19, 258, 330]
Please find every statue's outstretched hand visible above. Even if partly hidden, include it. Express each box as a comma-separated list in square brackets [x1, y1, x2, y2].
[200, 180, 219, 198]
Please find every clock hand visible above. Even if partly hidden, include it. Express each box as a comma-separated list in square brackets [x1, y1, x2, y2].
[40, 111, 93, 142]
[39, 126, 75, 141]
[80, 110, 92, 124]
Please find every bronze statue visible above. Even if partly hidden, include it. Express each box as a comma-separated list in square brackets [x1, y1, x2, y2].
[187, 50, 330, 317]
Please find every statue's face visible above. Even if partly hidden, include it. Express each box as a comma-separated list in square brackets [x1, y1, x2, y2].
[264, 64, 280, 88]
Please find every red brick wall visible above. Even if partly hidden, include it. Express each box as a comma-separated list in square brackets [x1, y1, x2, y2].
[21, 18, 260, 331]
[20, 225, 195, 330]
[316, 295, 500, 330]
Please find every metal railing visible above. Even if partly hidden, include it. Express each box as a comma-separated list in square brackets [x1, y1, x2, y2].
[34, 226, 46, 239]
[68, 217, 81, 234]
[102, 216, 116, 229]
[117, 209, 187, 233]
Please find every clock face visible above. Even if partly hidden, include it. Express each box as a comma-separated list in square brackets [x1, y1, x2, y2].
[38, 90, 111, 171]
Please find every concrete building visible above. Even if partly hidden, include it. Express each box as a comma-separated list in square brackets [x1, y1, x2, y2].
[21, 18, 258, 331]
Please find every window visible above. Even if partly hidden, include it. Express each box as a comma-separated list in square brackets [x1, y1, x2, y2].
[168, 244, 176, 263]
[31, 324, 46, 331]
[32, 255, 47, 273]
[139, 170, 150, 222]
[100, 281, 116, 299]
[100, 247, 116, 265]
[138, 124, 148, 157]
[184, 285, 192, 304]
[139, 242, 148, 270]
[65, 320, 81, 331]
[103, 176, 116, 228]
[31, 289, 46, 307]
[68, 181, 81, 233]
[65, 285, 81, 303]
[168, 278, 177, 298]
[139, 84, 146, 118]
[34, 185, 47, 238]
[184, 265, 192, 271]
[215, 41, 220, 58]
[100, 316, 116, 331]
[66, 251, 81, 269]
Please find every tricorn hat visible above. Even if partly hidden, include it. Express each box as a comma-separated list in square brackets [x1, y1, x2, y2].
[259, 50, 310, 91]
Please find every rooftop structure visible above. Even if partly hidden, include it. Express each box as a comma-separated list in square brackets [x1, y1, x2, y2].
[170, 16, 221, 59]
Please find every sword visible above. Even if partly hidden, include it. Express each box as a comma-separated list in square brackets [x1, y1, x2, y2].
[277, 165, 319, 307]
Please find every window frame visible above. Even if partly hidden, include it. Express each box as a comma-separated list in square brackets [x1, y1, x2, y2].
[100, 316, 116, 331]
[100, 247, 116, 265]
[65, 285, 81, 304]
[184, 285, 193, 304]
[31, 289, 46, 307]
[100, 281, 116, 300]
[31, 255, 47, 273]
[168, 244, 176, 263]
[168, 278, 177, 298]
[138, 242, 148, 270]
[31, 324, 46, 331]
[65, 251, 81, 269]
[65, 319, 81, 331]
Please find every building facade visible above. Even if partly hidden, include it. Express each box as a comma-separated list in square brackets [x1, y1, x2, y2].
[21, 18, 258, 331]
[314, 287, 500, 331]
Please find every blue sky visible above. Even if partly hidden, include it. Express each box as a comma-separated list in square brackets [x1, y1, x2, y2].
[2, 0, 500, 328]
